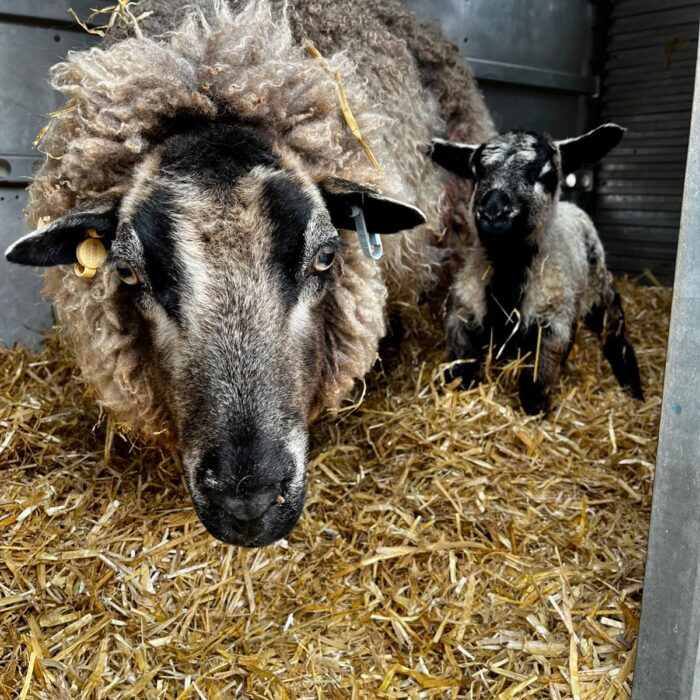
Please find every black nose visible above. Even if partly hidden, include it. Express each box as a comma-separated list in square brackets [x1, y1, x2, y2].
[477, 189, 514, 223]
[217, 484, 281, 521]
[198, 438, 292, 522]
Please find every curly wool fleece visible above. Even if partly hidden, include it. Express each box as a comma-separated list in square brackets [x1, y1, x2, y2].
[29, 0, 493, 438]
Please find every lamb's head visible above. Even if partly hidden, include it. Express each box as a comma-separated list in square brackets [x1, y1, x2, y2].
[430, 123, 625, 249]
[5, 120, 425, 547]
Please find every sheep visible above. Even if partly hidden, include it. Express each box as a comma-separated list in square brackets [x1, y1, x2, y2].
[4, 0, 494, 546]
[429, 124, 644, 415]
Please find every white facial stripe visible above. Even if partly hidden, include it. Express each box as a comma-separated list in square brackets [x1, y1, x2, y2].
[175, 228, 209, 309]
[150, 303, 181, 361]
[285, 426, 308, 493]
[481, 144, 509, 166]
[517, 148, 538, 163]
[540, 161, 553, 176]
[288, 298, 311, 337]
[164, 185, 216, 327]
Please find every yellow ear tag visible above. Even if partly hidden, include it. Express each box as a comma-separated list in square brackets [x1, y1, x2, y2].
[74, 229, 107, 278]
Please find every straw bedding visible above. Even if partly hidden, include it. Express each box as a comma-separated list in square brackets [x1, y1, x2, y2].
[0, 278, 669, 699]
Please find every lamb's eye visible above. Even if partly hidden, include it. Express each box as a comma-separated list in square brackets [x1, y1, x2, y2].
[312, 246, 336, 273]
[115, 262, 142, 286]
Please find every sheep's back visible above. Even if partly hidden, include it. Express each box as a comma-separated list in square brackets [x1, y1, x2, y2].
[523, 202, 609, 337]
[104, 0, 494, 302]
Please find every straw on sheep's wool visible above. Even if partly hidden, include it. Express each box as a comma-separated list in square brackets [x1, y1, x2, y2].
[0, 279, 669, 698]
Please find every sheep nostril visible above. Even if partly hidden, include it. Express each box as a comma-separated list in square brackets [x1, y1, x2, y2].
[478, 205, 514, 225]
[478, 207, 506, 223]
[219, 485, 281, 521]
[478, 189, 515, 224]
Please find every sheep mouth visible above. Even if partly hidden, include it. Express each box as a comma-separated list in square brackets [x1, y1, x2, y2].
[192, 487, 306, 547]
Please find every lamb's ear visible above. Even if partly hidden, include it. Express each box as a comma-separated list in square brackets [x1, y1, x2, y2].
[556, 123, 626, 175]
[318, 177, 426, 234]
[429, 138, 478, 178]
[5, 198, 118, 267]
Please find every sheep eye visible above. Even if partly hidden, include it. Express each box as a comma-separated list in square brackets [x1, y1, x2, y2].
[115, 262, 141, 286]
[312, 246, 336, 273]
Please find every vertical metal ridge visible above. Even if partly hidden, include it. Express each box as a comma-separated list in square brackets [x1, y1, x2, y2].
[595, 2, 699, 283]
[632, 37, 700, 700]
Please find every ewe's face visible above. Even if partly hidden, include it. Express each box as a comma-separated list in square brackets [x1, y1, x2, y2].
[468, 132, 559, 245]
[112, 126, 342, 546]
[6, 120, 425, 547]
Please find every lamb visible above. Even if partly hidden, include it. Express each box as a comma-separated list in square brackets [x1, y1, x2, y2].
[429, 124, 644, 415]
[4, 0, 494, 546]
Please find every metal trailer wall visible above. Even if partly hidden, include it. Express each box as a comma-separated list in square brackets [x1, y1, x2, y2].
[596, 0, 700, 285]
[404, 0, 601, 137]
[0, 1, 96, 349]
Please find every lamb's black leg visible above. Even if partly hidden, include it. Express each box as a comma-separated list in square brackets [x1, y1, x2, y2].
[604, 334, 644, 400]
[518, 324, 570, 416]
[518, 370, 549, 416]
[585, 291, 644, 400]
[445, 316, 485, 389]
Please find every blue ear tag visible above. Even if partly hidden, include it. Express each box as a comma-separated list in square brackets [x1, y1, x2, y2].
[349, 205, 383, 260]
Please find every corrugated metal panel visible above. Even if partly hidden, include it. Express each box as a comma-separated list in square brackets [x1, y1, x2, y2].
[614, 0, 699, 16]
[595, 1, 699, 284]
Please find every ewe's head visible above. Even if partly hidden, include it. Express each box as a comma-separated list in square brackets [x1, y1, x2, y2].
[430, 124, 624, 249]
[6, 119, 425, 547]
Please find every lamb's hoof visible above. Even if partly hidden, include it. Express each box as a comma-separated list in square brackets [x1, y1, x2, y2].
[444, 364, 477, 390]
[519, 379, 549, 416]
[626, 384, 645, 401]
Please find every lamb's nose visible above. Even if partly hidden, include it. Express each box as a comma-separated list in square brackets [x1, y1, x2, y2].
[220, 486, 281, 521]
[478, 189, 513, 222]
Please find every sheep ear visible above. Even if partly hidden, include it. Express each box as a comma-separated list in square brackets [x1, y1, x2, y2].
[318, 177, 426, 234]
[5, 199, 118, 267]
[556, 123, 625, 175]
[429, 138, 478, 178]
